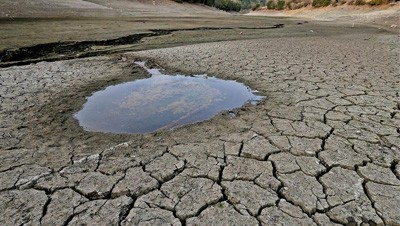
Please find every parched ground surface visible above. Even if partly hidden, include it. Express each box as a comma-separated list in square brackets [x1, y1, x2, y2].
[0, 18, 399, 226]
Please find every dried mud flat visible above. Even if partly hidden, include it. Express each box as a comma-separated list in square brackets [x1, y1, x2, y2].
[0, 16, 400, 226]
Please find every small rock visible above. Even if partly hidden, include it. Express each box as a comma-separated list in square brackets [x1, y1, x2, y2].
[175, 160, 185, 170]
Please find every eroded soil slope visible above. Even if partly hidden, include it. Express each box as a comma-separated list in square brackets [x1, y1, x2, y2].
[0, 0, 226, 17]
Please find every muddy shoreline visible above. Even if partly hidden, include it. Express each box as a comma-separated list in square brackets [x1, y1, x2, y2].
[0, 24, 285, 68]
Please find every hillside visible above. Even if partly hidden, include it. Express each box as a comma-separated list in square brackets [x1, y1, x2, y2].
[249, 4, 400, 28]
[0, 0, 228, 18]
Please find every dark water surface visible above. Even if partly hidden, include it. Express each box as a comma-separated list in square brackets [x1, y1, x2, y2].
[75, 62, 264, 134]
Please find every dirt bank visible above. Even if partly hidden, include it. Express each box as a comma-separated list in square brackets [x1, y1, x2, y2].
[0, 0, 226, 18]
[249, 3, 400, 29]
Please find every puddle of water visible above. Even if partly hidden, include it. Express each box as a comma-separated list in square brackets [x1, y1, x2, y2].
[74, 62, 264, 134]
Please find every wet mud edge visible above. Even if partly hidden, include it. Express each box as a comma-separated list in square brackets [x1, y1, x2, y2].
[16, 57, 265, 154]
[16, 59, 150, 152]
[0, 24, 285, 68]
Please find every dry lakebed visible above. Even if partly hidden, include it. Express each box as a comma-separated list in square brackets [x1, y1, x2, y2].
[0, 9, 399, 226]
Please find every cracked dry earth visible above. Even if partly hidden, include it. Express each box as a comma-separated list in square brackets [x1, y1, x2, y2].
[1, 25, 400, 226]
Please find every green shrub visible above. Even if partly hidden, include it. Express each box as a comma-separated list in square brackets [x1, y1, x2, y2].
[267, 0, 276, 9]
[214, 0, 242, 11]
[368, 0, 383, 5]
[354, 0, 366, 4]
[173, 0, 241, 11]
[291, 2, 303, 9]
[252, 3, 261, 10]
[323, 0, 331, 6]
[276, 0, 286, 9]
[206, 0, 215, 5]
[312, 0, 331, 7]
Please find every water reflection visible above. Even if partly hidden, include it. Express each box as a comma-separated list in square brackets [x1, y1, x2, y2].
[74, 62, 264, 134]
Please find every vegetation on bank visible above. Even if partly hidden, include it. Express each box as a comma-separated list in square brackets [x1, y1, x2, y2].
[260, 0, 394, 10]
[174, 0, 395, 11]
[173, 0, 241, 11]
